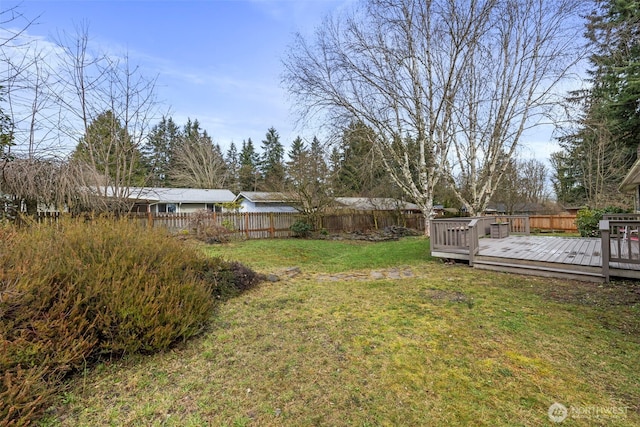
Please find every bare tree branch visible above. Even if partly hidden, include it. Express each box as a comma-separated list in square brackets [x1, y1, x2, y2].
[283, 0, 584, 233]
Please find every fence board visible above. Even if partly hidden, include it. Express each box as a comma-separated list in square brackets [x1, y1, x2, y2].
[122, 211, 425, 239]
[529, 215, 577, 232]
[33, 212, 574, 235]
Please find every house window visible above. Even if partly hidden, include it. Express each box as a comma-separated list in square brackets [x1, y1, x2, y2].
[207, 203, 222, 212]
[158, 203, 177, 213]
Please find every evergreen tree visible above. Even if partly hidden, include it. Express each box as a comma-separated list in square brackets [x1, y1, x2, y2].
[259, 127, 286, 190]
[287, 136, 306, 166]
[239, 138, 260, 191]
[333, 121, 393, 197]
[586, 0, 640, 147]
[309, 136, 329, 188]
[225, 142, 241, 193]
[328, 146, 342, 192]
[143, 116, 181, 187]
[73, 110, 146, 186]
[554, 0, 640, 207]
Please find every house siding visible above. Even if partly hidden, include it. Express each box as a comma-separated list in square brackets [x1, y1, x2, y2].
[239, 200, 297, 213]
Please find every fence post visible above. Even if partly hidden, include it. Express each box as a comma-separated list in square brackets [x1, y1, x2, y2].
[600, 220, 610, 282]
[429, 219, 435, 256]
[147, 210, 153, 229]
[245, 213, 250, 239]
[269, 213, 275, 238]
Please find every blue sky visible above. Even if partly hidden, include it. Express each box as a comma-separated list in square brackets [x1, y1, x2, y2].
[3, 0, 353, 151]
[3, 0, 583, 164]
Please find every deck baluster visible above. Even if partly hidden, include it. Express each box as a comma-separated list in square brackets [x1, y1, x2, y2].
[600, 220, 610, 282]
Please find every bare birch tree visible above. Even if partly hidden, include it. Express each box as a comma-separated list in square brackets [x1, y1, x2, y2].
[170, 136, 229, 189]
[283, 0, 582, 233]
[2, 17, 161, 213]
[446, 0, 583, 215]
[51, 26, 159, 210]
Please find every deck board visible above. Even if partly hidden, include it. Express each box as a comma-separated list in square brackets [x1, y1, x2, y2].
[466, 235, 640, 281]
[478, 236, 605, 267]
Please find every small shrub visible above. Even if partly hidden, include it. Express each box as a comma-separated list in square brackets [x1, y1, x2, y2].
[189, 209, 233, 243]
[0, 217, 262, 425]
[290, 219, 313, 238]
[221, 219, 236, 232]
[576, 206, 626, 237]
[191, 258, 265, 300]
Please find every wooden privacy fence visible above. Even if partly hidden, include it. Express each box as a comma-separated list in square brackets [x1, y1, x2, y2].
[32, 212, 577, 238]
[529, 214, 577, 232]
[129, 211, 426, 239]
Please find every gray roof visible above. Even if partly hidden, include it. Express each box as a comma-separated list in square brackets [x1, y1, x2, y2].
[234, 192, 294, 203]
[621, 157, 640, 193]
[127, 187, 236, 204]
[334, 197, 420, 211]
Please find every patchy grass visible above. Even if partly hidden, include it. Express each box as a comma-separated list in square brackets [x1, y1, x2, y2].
[204, 236, 433, 273]
[42, 238, 639, 426]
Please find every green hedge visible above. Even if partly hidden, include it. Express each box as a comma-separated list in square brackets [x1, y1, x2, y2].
[0, 217, 263, 425]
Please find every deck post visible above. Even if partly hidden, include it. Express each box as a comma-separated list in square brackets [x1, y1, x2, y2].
[429, 219, 435, 257]
[600, 220, 610, 282]
[468, 219, 478, 267]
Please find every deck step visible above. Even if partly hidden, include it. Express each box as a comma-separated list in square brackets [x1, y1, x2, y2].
[472, 258, 605, 282]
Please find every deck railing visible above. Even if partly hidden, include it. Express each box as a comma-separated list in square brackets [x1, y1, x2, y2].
[430, 218, 474, 251]
[603, 213, 640, 221]
[430, 216, 530, 265]
[600, 219, 640, 281]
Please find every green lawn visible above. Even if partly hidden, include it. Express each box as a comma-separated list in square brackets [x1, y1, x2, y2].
[43, 237, 640, 426]
[204, 236, 433, 273]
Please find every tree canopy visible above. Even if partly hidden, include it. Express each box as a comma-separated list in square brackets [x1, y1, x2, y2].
[551, 0, 640, 208]
[283, 0, 583, 232]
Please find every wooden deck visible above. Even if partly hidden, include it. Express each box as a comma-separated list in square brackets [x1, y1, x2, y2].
[440, 235, 640, 282]
[430, 216, 640, 282]
[479, 236, 602, 266]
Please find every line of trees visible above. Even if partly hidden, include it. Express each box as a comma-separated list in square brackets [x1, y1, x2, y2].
[0, 8, 410, 218]
[551, 0, 640, 209]
[2, 1, 588, 235]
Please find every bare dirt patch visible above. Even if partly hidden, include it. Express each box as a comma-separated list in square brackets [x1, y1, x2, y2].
[532, 279, 640, 308]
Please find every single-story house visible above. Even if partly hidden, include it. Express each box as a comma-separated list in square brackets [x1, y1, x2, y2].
[434, 204, 460, 217]
[560, 205, 585, 216]
[233, 192, 298, 213]
[333, 197, 421, 214]
[484, 202, 552, 216]
[620, 153, 640, 212]
[127, 187, 236, 213]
